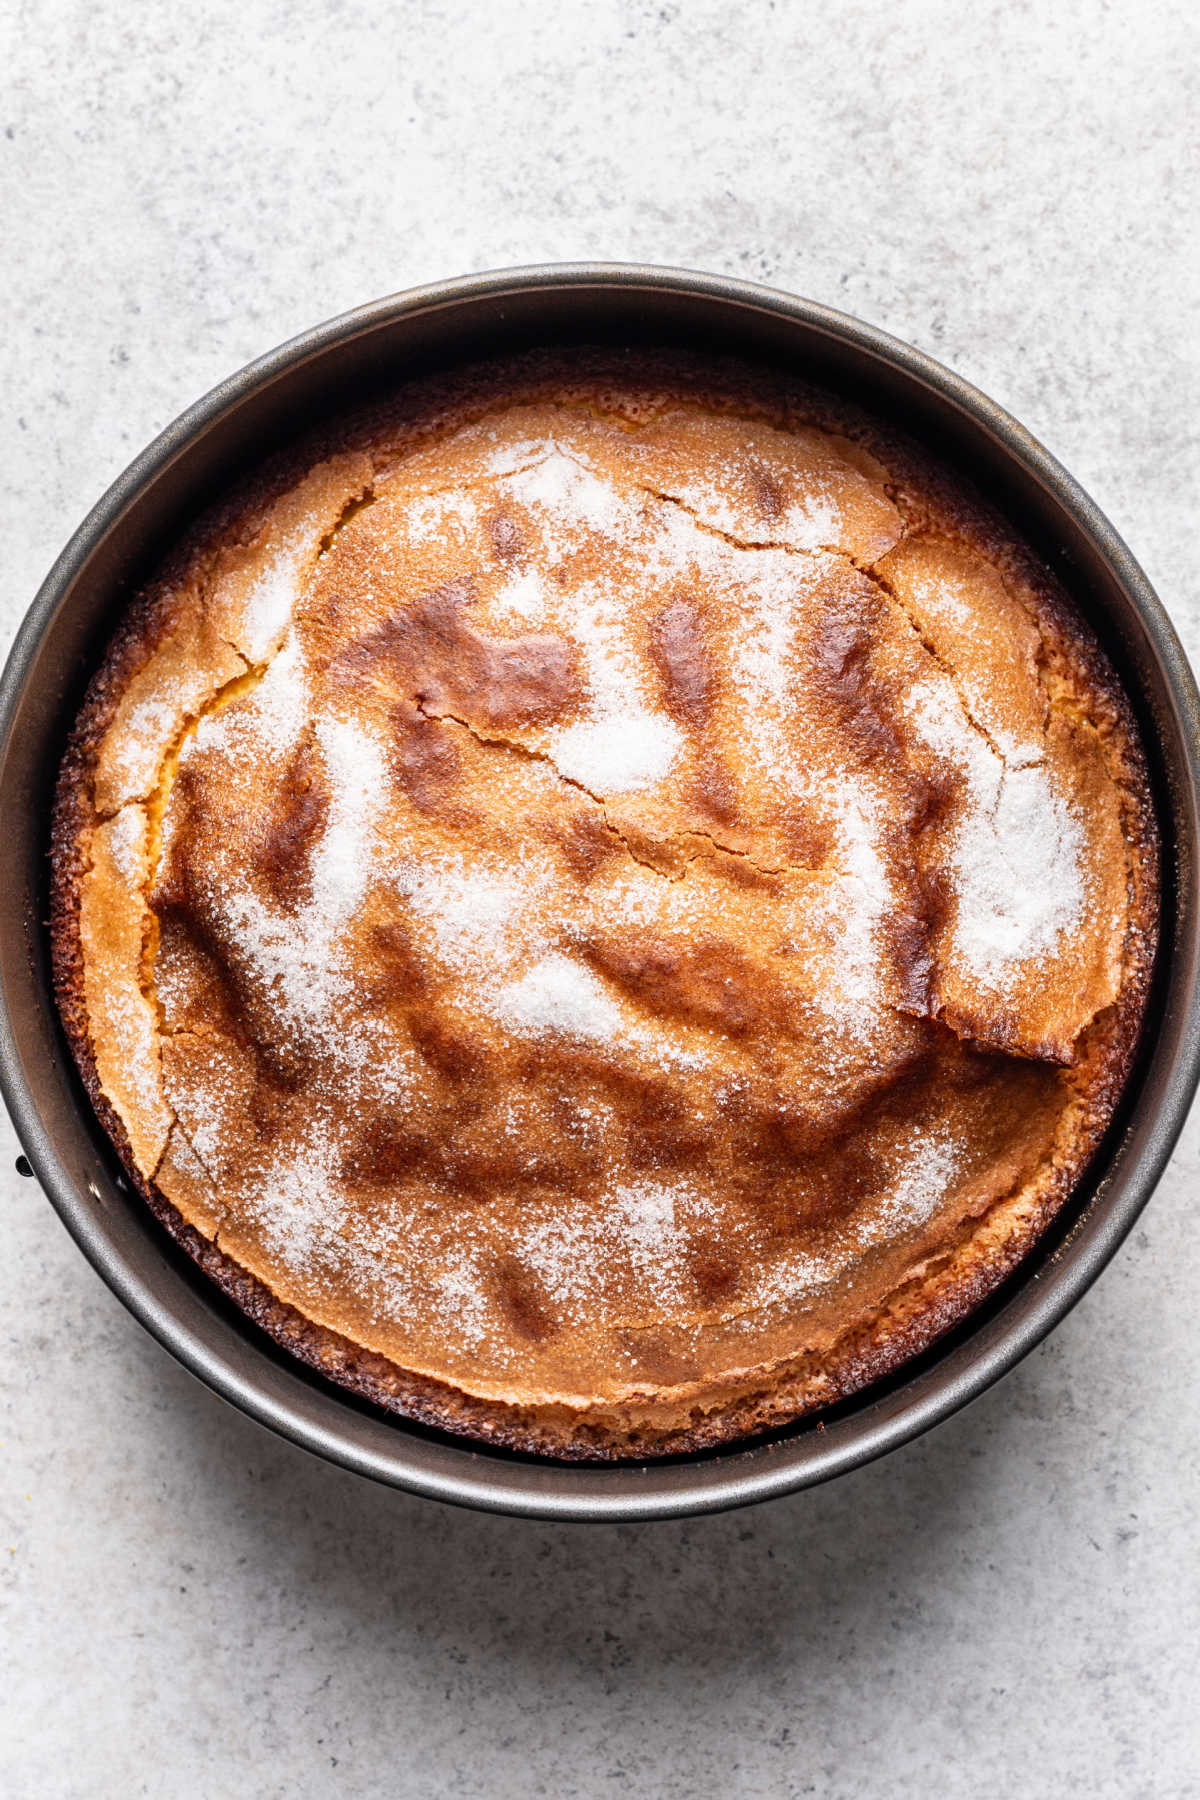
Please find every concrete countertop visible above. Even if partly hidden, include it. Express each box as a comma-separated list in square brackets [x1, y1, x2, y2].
[2, 3, 1196, 1793]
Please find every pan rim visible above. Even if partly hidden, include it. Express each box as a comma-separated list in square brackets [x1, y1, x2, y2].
[2, 262, 1198, 1520]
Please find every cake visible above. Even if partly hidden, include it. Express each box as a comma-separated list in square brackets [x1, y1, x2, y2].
[50, 352, 1158, 1459]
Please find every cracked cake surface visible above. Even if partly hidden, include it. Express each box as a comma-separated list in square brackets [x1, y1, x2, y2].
[51, 353, 1158, 1458]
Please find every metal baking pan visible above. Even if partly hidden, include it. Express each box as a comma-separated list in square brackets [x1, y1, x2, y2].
[2, 264, 1197, 1519]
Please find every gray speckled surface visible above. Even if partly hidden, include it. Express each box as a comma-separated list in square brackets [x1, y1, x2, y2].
[2, 3, 1198, 1794]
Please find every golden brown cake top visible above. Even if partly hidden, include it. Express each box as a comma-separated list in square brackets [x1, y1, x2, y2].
[67, 371, 1145, 1434]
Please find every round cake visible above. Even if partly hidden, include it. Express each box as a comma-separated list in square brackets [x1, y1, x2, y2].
[51, 353, 1158, 1459]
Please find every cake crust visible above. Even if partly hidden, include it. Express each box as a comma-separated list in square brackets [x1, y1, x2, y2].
[50, 351, 1158, 1460]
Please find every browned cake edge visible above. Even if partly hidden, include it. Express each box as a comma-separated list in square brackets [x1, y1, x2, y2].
[48, 351, 1160, 1461]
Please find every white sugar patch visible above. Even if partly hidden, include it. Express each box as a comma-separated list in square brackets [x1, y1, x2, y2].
[309, 713, 389, 926]
[954, 764, 1086, 974]
[255, 1118, 347, 1273]
[241, 526, 313, 662]
[654, 468, 840, 552]
[255, 1129, 435, 1308]
[111, 690, 180, 791]
[780, 491, 841, 551]
[107, 805, 147, 886]
[914, 571, 973, 631]
[726, 550, 817, 717]
[871, 1130, 962, 1236]
[489, 567, 549, 622]
[518, 1210, 602, 1306]
[403, 490, 480, 545]
[495, 459, 687, 792]
[599, 863, 704, 932]
[478, 457, 705, 795]
[517, 1179, 697, 1311]
[479, 435, 559, 478]
[207, 711, 400, 1081]
[494, 953, 630, 1044]
[906, 647, 1038, 767]
[168, 1127, 213, 1186]
[394, 852, 550, 976]
[742, 1128, 964, 1317]
[492, 953, 705, 1069]
[504, 450, 629, 540]
[173, 1039, 243, 1173]
[525, 564, 687, 795]
[101, 981, 166, 1126]
[243, 629, 309, 750]
[743, 1247, 837, 1313]
[549, 709, 683, 794]
[823, 786, 894, 1021]
[191, 629, 311, 766]
[907, 673, 980, 765]
[907, 677, 1086, 978]
[684, 534, 832, 793]
[432, 1261, 491, 1348]
[610, 1181, 690, 1280]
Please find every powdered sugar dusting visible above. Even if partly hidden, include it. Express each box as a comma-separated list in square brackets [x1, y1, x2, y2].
[656, 469, 841, 552]
[107, 804, 147, 886]
[955, 764, 1086, 973]
[255, 1117, 347, 1273]
[242, 629, 310, 750]
[907, 676, 1087, 980]
[395, 852, 550, 976]
[490, 568, 548, 622]
[726, 549, 810, 713]
[740, 1127, 963, 1317]
[537, 566, 687, 795]
[241, 526, 312, 662]
[549, 710, 683, 793]
[518, 1178, 699, 1311]
[872, 1129, 962, 1235]
[403, 489, 481, 546]
[823, 789, 894, 1020]
[431, 1261, 491, 1349]
[204, 710, 407, 1087]
[495, 953, 641, 1047]
[505, 450, 630, 540]
[307, 714, 388, 930]
[99, 981, 166, 1127]
[110, 690, 181, 793]
[611, 1181, 692, 1278]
